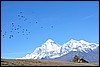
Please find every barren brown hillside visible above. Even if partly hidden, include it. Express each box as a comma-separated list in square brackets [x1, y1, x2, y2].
[1, 59, 99, 66]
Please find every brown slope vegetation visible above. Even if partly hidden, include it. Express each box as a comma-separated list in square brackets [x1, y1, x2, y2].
[1, 59, 99, 66]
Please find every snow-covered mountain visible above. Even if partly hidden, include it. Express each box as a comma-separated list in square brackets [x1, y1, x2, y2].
[18, 39, 61, 59]
[16, 39, 99, 62]
[61, 39, 99, 56]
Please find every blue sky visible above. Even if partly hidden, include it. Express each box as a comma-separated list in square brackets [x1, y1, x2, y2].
[1, 1, 99, 59]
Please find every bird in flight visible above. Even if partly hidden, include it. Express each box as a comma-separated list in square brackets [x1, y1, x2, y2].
[20, 12, 22, 13]
[51, 26, 53, 28]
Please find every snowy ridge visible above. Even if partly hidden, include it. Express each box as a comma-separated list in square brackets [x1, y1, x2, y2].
[61, 39, 98, 56]
[16, 39, 99, 62]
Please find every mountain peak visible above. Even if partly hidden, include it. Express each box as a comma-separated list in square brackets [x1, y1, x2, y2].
[68, 39, 89, 45]
[65, 39, 78, 44]
[41, 39, 60, 52]
[79, 40, 92, 45]
[45, 39, 54, 43]
[69, 39, 78, 42]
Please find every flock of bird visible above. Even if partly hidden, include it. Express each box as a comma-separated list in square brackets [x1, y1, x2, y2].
[2, 11, 54, 39]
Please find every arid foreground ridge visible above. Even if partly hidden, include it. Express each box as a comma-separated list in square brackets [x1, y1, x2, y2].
[1, 59, 99, 66]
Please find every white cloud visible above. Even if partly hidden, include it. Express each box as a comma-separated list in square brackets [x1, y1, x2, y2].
[81, 14, 94, 20]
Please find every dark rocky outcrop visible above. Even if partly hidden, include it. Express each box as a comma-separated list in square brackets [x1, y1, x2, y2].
[71, 55, 88, 63]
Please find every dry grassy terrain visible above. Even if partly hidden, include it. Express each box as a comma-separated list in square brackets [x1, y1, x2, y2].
[1, 59, 99, 66]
